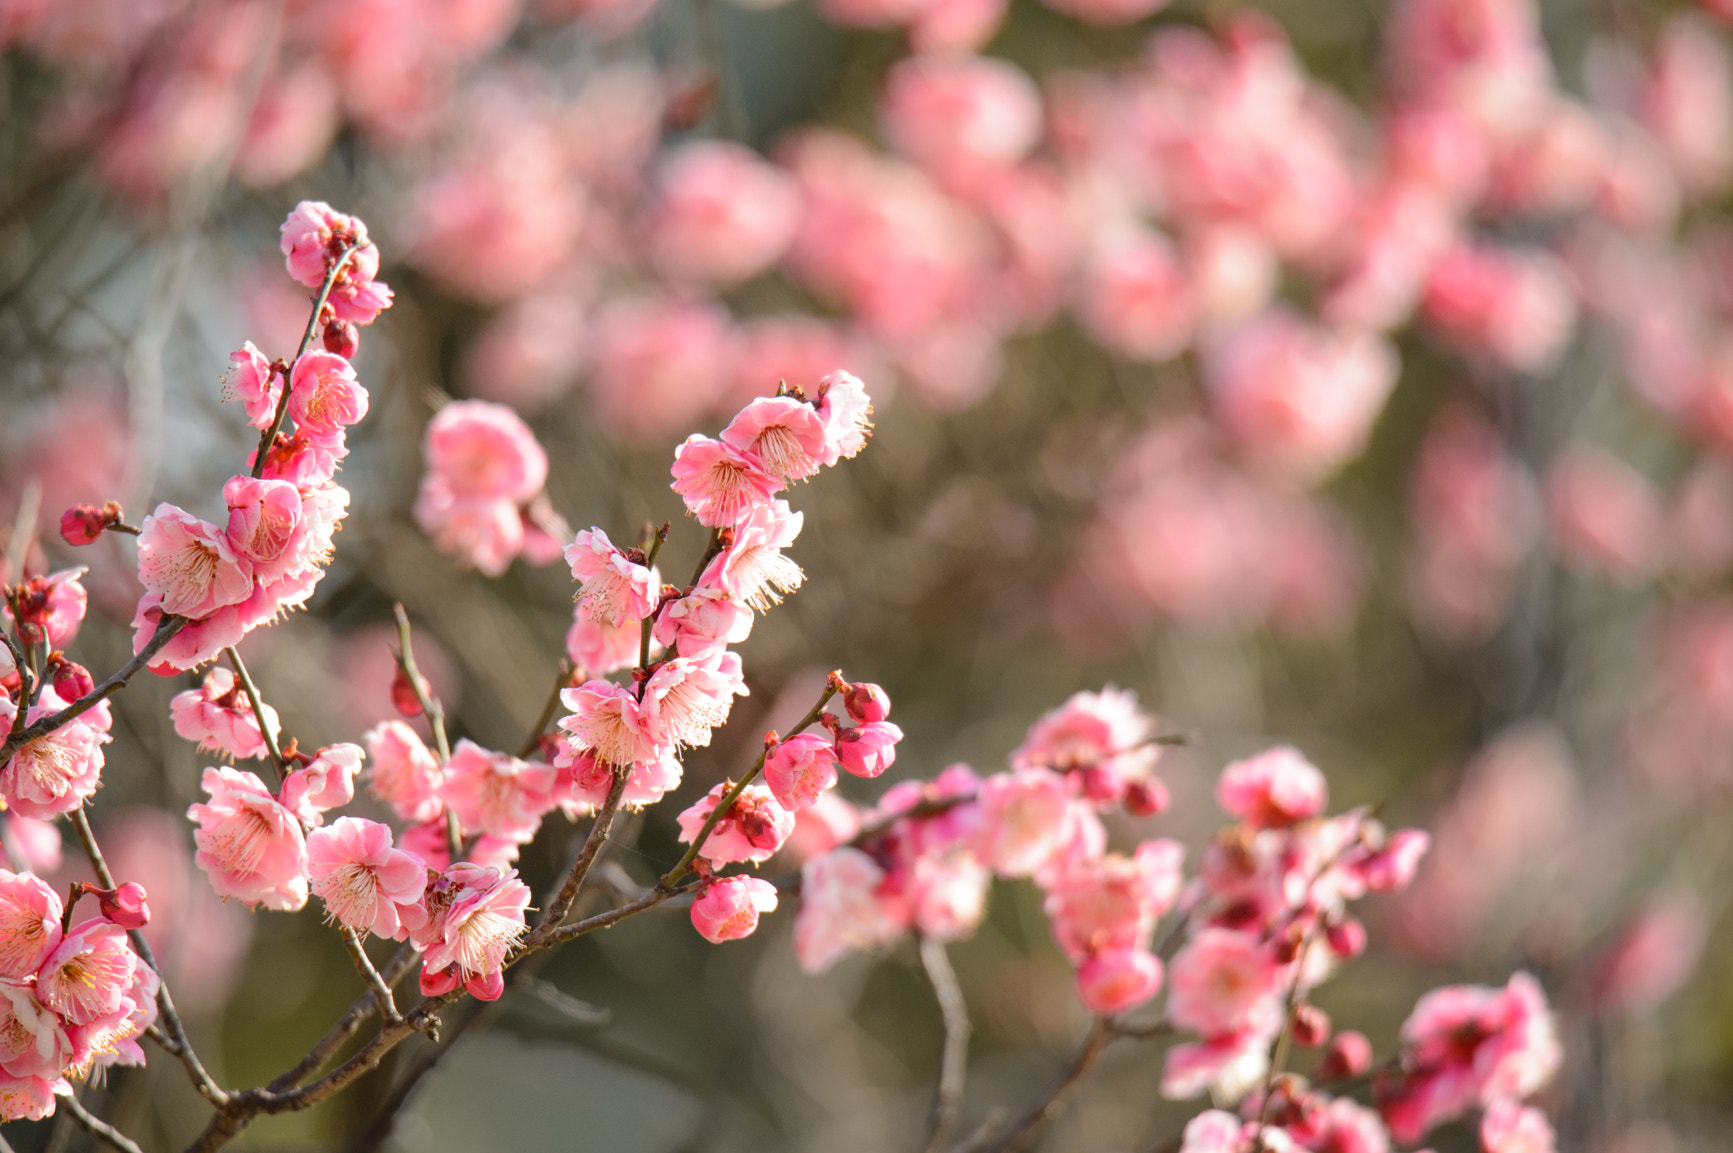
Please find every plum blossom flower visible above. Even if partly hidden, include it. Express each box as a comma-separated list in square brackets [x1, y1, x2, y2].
[279, 201, 393, 324]
[416, 400, 554, 575]
[700, 499, 805, 612]
[279, 744, 362, 826]
[559, 680, 661, 768]
[3, 568, 89, 650]
[834, 720, 903, 778]
[813, 371, 874, 466]
[566, 607, 648, 676]
[763, 733, 841, 811]
[287, 350, 369, 441]
[1166, 927, 1287, 1038]
[0, 872, 61, 981]
[364, 720, 445, 823]
[187, 767, 309, 911]
[1043, 840, 1184, 964]
[414, 862, 530, 1001]
[1481, 1099, 1556, 1153]
[690, 876, 779, 943]
[721, 396, 830, 483]
[0, 694, 108, 822]
[307, 818, 429, 940]
[1216, 746, 1329, 828]
[670, 435, 783, 528]
[1076, 948, 1164, 1016]
[35, 919, 138, 1026]
[973, 768, 1091, 878]
[676, 782, 794, 865]
[171, 666, 277, 760]
[436, 740, 558, 843]
[566, 528, 660, 628]
[1011, 686, 1162, 807]
[646, 141, 801, 287]
[651, 586, 753, 658]
[0, 979, 70, 1080]
[641, 651, 749, 752]
[793, 847, 906, 973]
[136, 503, 253, 620]
[223, 341, 281, 428]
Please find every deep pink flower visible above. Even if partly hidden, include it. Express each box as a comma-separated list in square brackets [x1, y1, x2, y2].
[3, 568, 88, 651]
[91, 883, 149, 931]
[1312, 1097, 1392, 1153]
[652, 587, 754, 658]
[1076, 948, 1163, 1016]
[413, 862, 530, 1001]
[437, 739, 558, 843]
[1043, 840, 1184, 964]
[187, 766, 309, 911]
[223, 341, 281, 429]
[1011, 686, 1161, 805]
[280, 200, 372, 287]
[834, 720, 903, 778]
[700, 499, 805, 612]
[1422, 245, 1576, 374]
[1165, 928, 1286, 1039]
[1160, 1029, 1271, 1102]
[171, 665, 278, 761]
[287, 351, 369, 440]
[554, 749, 683, 814]
[223, 475, 310, 581]
[0, 688, 108, 820]
[676, 782, 794, 865]
[35, 918, 137, 1026]
[721, 396, 831, 483]
[566, 527, 660, 628]
[1216, 746, 1329, 828]
[364, 720, 445, 824]
[85, 961, 158, 1072]
[559, 679, 662, 768]
[0, 872, 61, 981]
[136, 503, 254, 620]
[308, 817, 429, 940]
[842, 682, 891, 724]
[279, 743, 362, 827]
[763, 733, 841, 811]
[690, 876, 780, 943]
[670, 435, 784, 528]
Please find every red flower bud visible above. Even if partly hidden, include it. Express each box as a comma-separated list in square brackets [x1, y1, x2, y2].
[322, 318, 360, 359]
[1317, 1029, 1373, 1080]
[1325, 917, 1367, 960]
[1123, 777, 1170, 816]
[60, 505, 107, 545]
[1292, 1003, 1331, 1048]
[48, 656, 94, 701]
[391, 666, 426, 717]
[842, 681, 891, 724]
[94, 882, 150, 930]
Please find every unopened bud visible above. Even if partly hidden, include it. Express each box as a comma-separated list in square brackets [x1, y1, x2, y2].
[1076, 764, 1126, 806]
[842, 681, 890, 724]
[1292, 1003, 1331, 1048]
[1325, 917, 1367, 960]
[1317, 1029, 1373, 1080]
[48, 656, 94, 701]
[94, 882, 150, 930]
[391, 666, 426, 717]
[322, 318, 360, 359]
[1123, 777, 1170, 816]
[60, 504, 108, 546]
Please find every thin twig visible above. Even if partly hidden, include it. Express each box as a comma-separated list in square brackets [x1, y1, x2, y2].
[920, 937, 972, 1153]
[69, 807, 228, 1106]
[224, 646, 284, 782]
[268, 943, 417, 1092]
[524, 766, 629, 949]
[983, 1020, 1116, 1153]
[391, 604, 457, 857]
[515, 660, 572, 758]
[57, 1090, 144, 1153]
[341, 929, 403, 1027]
[0, 614, 186, 761]
[544, 881, 696, 948]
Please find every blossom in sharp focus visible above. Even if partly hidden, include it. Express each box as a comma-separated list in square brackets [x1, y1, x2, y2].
[307, 818, 429, 940]
[690, 875, 779, 943]
[186, 767, 309, 911]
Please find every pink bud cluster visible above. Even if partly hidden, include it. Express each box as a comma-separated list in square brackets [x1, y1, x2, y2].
[0, 869, 155, 1121]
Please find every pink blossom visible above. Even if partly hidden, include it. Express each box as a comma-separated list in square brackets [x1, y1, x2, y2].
[234, 62, 341, 189]
[1544, 446, 1666, 583]
[1321, 1030, 1375, 1080]
[1377, 972, 1560, 1144]
[641, 650, 749, 752]
[92, 883, 149, 930]
[565, 527, 660, 628]
[1422, 245, 1577, 374]
[646, 141, 800, 286]
[413, 862, 530, 1001]
[1011, 685, 1161, 807]
[221, 476, 309, 583]
[307, 817, 429, 940]
[0, 871, 61, 981]
[879, 55, 1043, 194]
[559, 679, 661, 768]
[0, 1068, 66, 1121]
[3, 819, 61, 877]
[908, 0, 1006, 52]
[813, 370, 875, 466]
[1589, 894, 1705, 1017]
[566, 608, 647, 677]
[364, 720, 445, 824]
[1076, 226, 1196, 364]
[1043, 840, 1184, 963]
[1311, 1097, 1392, 1153]
[763, 733, 841, 811]
[1216, 746, 1329, 828]
[0, 979, 69, 1080]
[1166, 927, 1286, 1038]
[676, 782, 794, 865]
[4, 568, 88, 651]
[437, 739, 558, 843]
[700, 499, 805, 612]
[793, 846, 905, 973]
[279, 744, 362, 826]
[834, 720, 903, 779]
[554, 749, 682, 813]
[87, 962, 158, 1071]
[782, 792, 863, 865]
[168, 660, 276, 763]
[670, 436, 785, 530]
[690, 876, 780, 943]
[652, 586, 754, 658]
[1076, 948, 1163, 1015]
[1205, 311, 1399, 482]
[1177, 1111, 1244, 1153]
[973, 768, 1087, 878]
[223, 342, 281, 429]
[423, 400, 548, 502]
[136, 503, 253, 620]
[0, 688, 108, 820]
[35, 918, 137, 1026]
[1643, 16, 1733, 197]
[1160, 1030, 1271, 1102]
[721, 397, 831, 483]
[842, 682, 891, 724]
[287, 350, 369, 440]
[1480, 1100, 1556, 1153]
[280, 200, 373, 288]
[585, 296, 736, 444]
[187, 766, 309, 911]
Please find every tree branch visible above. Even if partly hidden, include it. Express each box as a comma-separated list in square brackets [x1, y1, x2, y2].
[0, 614, 186, 762]
[920, 937, 972, 1153]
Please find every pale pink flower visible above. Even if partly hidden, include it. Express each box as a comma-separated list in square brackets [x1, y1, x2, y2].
[1043, 840, 1184, 963]
[1011, 685, 1161, 807]
[676, 782, 794, 865]
[585, 296, 736, 444]
[1312, 1098, 1392, 1153]
[565, 527, 660, 628]
[973, 768, 1086, 878]
[814, 371, 875, 466]
[565, 608, 647, 677]
[647, 141, 800, 286]
[763, 733, 841, 811]
[700, 499, 805, 612]
[0, 872, 60, 981]
[1422, 245, 1577, 374]
[422, 400, 548, 502]
[690, 876, 780, 943]
[437, 739, 558, 843]
[1076, 226, 1196, 364]
[35, 918, 137, 1026]
[88, 962, 158, 1071]
[641, 651, 749, 752]
[1480, 1100, 1555, 1153]
[364, 720, 445, 824]
[279, 743, 362, 827]
[1160, 1030, 1271, 1102]
[413, 479, 524, 577]
[307, 818, 429, 940]
[463, 291, 587, 411]
[652, 586, 754, 658]
[280, 200, 373, 288]
[1544, 446, 1666, 583]
[234, 62, 341, 189]
[223, 342, 281, 429]
[0, 979, 70, 1080]
[1643, 15, 1733, 197]
[414, 862, 530, 1001]
[187, 766, 309, 911]
[1205, 311, 1399, 482]
[793, 846, 905, 973]
[170, 665, 277, 761]
[2, 819, 59, 877]
[721, 397, 830, 483]
[879, 55, 1043, 193]
[287, 350, 369, 440]
[1165, 928, 1286, 1038]
[1378, 973, 1560, 1144]
[1216, 746, 1328, 828]
[0, 688, 108, 820]
[136, 503, 253, 620]
[1076, 948, 1163, 1015]
[554, 749, 682, 813]
[781, 792, 863, 865]
[1177, 1111, 1244, 1153]
[834, 720, 903, 779]
[559, 679, 661, 768]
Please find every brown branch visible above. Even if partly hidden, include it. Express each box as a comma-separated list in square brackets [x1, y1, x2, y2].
[0, 614, 187, 762]
[341, 929, 403, 1028]
[982, 1020, 1117, 1153]
[523, 766, 629, 950]
[515, 659, 572, 758]
[57, 1090, 144, 1153]
[223, 646, 284, 782]
[267, 942, 418, 1092]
